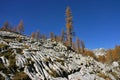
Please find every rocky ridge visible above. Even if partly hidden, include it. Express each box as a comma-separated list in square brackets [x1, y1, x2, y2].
[0, 31, 120, 80]
[92, 48, 107, 57]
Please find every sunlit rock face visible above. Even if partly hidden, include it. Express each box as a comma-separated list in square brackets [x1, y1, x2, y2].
[0, 31, 120, 80]
[92, 48, 107, 57]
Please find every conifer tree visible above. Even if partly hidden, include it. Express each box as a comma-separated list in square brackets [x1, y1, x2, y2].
[31, 32, 35, 39]
[65, 6, 73, 47]
[12, 26, 19, 33]
[61, 30, 65, 42]
[50, 32, 54, 41]
[105, 49, 113, 64]
[76, 37, 80, 53]
[42, 34, 46, 40]
[35, 30, 40, 41]
[98, 55, 105, 63]
[72, 42, 76, 51]
[54, 35, 57, 41]
[1, 21, 10, 31]
[56, 36, 61, 42]
[112, 46, 120, 61]
[18, 20, 24, 34]
[81, 40, 85, 53]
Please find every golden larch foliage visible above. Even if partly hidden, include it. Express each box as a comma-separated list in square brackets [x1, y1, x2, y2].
[61, 30, 65, 42]
[13, 26, 18, 32]
[42, 34, 46, 40]
[1, 21, 11, 31]
[112, 46, 120, 61]
[76, 37, 80, 53]
[50, 32, 54, 41]
[66, 6, 73, 47]
[72, 42, 76, 51]
[31, 32, 35, 39]
[81, 40, 85, 53]
[35, 30, 40, 41]
[84, 50, 96, 58]
[105, 49, 113, 64]
[97, 55, 105, 63]
[18, 20, 24, 33]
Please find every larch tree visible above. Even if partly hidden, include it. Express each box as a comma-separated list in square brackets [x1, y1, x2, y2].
[72, 42, 76, 51]
[31, 32, 35, 39]
[112, 46, 120, 61]
[2, 21, 10, 31]
[13, 26, 18, 32]
[35, 30, 40, 41]
[81, 40, 85, 53]
[105, 49, 113, 64]
[42, 34, 46, 40]
[57, 36, 61, 42]
[61, 30, 65, 42]
[18, 20, 24, 34]
[76, 37, 80, 53]
[65, 6, 73, 47]
[98, 55, 105, 63]
[50, 32, 54, 41]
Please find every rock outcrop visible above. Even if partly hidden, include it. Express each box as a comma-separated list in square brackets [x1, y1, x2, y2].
[0, 31, 120, 80]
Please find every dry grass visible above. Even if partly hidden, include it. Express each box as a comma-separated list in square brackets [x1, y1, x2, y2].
[97, 72, 111, 80]
[13, 72, 30, 80]
[0, 74, 5, 80]
[49, 68, 59, 77]
[23, 45, 29, 49]
[111, 72, 119, 80]
[0, 63, 5, 71]
[0, 43, 8, 49]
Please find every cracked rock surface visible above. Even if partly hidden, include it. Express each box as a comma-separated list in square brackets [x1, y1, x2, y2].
[0, 31, 120, 80]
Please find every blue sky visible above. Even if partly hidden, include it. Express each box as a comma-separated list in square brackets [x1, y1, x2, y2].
[0, 0, 120, 49]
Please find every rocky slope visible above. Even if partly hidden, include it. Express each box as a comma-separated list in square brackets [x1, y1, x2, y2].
[0, 31, 120, 80]
[92, 48, 107, 57]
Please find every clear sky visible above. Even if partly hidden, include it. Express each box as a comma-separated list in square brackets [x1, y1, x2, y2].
[0, 0, 120, 49]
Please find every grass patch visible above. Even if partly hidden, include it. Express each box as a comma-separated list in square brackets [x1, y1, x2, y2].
[0, 48, 17, 72]
[55, 58, 64, 66]
[0, 74, 5, 80]
[9, 54, 17, 70]
[111, 72, 119, 80]
[23, 45, 29, 49]
[13, 72, 31, 80]
[4, 39, 13, 43]
[0, 44, 8, 48]
[97, 72, 111, 80]
[0, 62, 5, 71]
[44, 57, 51, 62]
[0, 44, 9, 52]
[0, 49, 13, 58]
[16, 37, 23, 43]
[16, 48, 23, 54]
[48, 68, 59, 77]
[25, 58, 34, 66]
